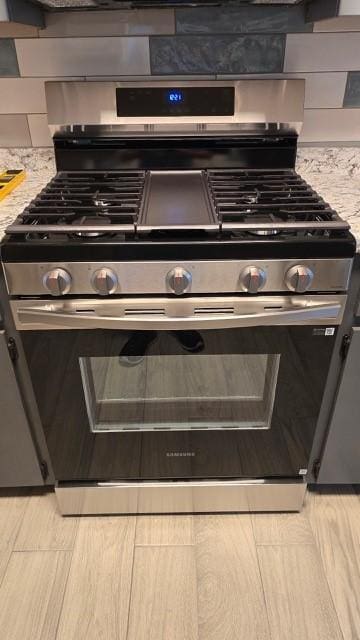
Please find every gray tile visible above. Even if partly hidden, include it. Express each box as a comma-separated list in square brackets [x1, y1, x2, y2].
[0, 39, 19, 76]
[15, 37, 150, 77]
[0, 115, 31, 147]
[0, 2, 8, 20]
[0, 22, 39, 37]
[301, 72, 348, 108]
[301, 108, 360, 142]
[86, 74, 215, 81]
[39, 9, 175, 37]
[344, 72, 360, 107]
[214, 72, 348, 108]
[285, 33, 360, 72]
[150, 35, 285, 75]
[28, 114, 52, 147]
[0, 77, 84, 114]
[314, 16, 360, 32]
[176, 6, 312, 34]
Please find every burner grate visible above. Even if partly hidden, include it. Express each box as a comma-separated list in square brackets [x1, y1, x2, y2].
[7, 171, 146, 235]
[207, 169, 349, 233]
[5, 168, 350, 238]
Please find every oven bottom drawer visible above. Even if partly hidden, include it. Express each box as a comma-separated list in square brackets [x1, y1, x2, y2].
[55, 479, 306, 515]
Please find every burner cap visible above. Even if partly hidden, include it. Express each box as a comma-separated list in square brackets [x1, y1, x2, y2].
[247, 211, 295, 236]
[71, 216, 111, 238]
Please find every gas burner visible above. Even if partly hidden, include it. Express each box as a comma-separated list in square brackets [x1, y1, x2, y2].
[6, 170, 146, 237]
[71, 216, 112, 238]
[247, 211, 296, 237]
[207, 169, 345, 235]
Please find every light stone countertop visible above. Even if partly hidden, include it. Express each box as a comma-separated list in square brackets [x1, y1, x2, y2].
[0, 147, 359, 249]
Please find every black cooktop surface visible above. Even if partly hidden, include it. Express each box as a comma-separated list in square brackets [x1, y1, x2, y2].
[1, 169, 356, 262]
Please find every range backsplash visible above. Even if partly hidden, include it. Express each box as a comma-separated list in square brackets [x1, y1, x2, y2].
[0, 3, 359, 147]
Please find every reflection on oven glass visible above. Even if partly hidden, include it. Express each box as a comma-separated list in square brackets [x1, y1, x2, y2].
[79, 352, 280, 433]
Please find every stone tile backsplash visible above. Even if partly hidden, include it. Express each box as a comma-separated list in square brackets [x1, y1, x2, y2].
[0, 38, 19, 76]
[176, 6, 312, 34]
[344, 72, 360, 108]
[0, 4, 359, 147]
[150, 35, 285, 75]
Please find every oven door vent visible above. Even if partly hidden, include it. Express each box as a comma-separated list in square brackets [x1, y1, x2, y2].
[194, 306, 234, 315]
[124, 307, 166, 316]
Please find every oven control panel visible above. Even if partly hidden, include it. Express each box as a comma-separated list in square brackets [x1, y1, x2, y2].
[5, 259, 352, 298]
[116, 86, 235, 118]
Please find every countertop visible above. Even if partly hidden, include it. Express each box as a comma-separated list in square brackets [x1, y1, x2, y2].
[0, 147, 359, 248]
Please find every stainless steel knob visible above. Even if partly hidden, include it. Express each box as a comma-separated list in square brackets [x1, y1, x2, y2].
[92, 268, 118, 295]
[285, 265, 314, 293]
[43, 268, 72, 296]
[167, 267, 192, 296]
[239, 266, 267, 294]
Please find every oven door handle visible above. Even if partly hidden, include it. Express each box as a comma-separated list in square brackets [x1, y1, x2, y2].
[15, 301, 344, 330]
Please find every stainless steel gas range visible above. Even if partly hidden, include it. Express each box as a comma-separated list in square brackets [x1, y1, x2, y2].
[0, 79, 355, 514]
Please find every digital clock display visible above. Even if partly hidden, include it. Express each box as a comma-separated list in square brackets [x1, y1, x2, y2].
[168, 91, 183, 103]
[116, 87, 234, 117]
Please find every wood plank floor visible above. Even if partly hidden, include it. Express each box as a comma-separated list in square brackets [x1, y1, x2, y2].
[0, 486, 359, 640]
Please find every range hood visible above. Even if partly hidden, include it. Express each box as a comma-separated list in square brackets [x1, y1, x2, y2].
[31, 0, 304, 10]
[307, 0, 360, 20]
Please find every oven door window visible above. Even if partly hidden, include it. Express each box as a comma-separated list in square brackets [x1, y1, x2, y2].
[80, 353, 280, 432]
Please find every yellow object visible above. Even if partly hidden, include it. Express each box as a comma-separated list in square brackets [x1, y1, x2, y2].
[0, 169, 26, 201]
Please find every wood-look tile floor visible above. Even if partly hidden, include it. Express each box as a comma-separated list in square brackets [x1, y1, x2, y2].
[0, 486, 359, 640]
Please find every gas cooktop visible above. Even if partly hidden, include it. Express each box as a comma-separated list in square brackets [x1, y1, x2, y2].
[5, 168, 349, 237]
[1, 79, 356, 266]
[2, 168, 355, 264]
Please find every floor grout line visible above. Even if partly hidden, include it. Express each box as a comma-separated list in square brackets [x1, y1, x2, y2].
[124, 518, 138, 640]
[303, 491, 346, 640]
[0, 491, 32, 590]
[254, 541, 316, 546]
[53, 548, 75, 640]
[11, 547, 77, 553]
[250, 512, 274, 640]
[9, 491, 33, 552]
[0, 549, 13, 592]
[134, 543, 196, 547]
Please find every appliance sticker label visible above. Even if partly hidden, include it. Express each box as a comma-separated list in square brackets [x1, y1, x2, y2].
[312, 328, 336, 336]
[325, 328, 336, 336]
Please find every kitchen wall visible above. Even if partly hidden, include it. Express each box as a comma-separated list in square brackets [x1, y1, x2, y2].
[1, 4, 360, 147]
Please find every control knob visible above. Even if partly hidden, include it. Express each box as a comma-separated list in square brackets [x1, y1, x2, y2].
[92, 268, 118, 295]
[285, 265, 314, 293]
[43, 268, 72, 296]
[167, 267, 192, 296]
[239, 266, 267, 294]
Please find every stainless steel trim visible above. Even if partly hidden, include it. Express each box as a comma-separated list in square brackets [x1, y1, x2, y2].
[11, 295, 347, 331]
[45, 79, 305, 135]
[55, 480, 307, 515]
[6, 219, 349, 235]
[221, 221, 349, 231]
[6, 224, 135, 234]
[4, 258, 353, 296]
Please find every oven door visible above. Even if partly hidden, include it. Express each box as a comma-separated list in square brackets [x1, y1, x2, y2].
[12, 295, 344, 483]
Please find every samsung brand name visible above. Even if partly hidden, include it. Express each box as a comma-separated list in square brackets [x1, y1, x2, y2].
[166, 452, 196, 457]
